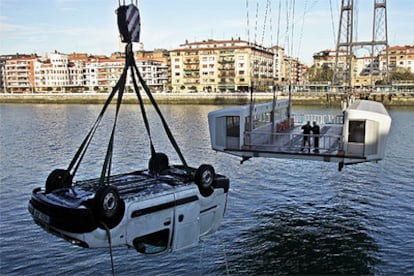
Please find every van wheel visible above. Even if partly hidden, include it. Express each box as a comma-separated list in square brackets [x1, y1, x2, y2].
[45, 169, 72, 193]
[94, 185, 124, 229]
[148, 152, 169, 174]
[195, 164, 215, 197]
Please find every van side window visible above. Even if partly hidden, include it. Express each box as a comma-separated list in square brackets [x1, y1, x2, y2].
[133, 229, 169, 254]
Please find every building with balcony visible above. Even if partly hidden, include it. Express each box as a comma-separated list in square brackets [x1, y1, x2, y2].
[1, 51, 169, 93]
[170, 39, 275, 92]
[313, 46, 414, 88]
[269, 45, 286, 83]
[387, 45, 414, 72]
[2, 55, 37, 93]
[136, 58, 168, 91]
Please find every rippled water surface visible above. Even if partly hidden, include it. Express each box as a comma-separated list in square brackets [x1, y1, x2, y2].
[1, 103, 413, 275]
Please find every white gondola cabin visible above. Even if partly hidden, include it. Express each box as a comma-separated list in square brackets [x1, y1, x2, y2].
[208, 99, 391, 170]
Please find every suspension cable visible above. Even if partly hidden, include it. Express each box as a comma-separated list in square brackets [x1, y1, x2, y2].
[261, 0, 270, 46]
[329, 0, 337, 46]
[296, 0, 308, 59]
[246, 0, 250, 43]
[254, 1, 259, 44]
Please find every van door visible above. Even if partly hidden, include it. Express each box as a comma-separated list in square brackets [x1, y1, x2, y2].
[172, 191, 201, 251]
[126, 193, 175, 254]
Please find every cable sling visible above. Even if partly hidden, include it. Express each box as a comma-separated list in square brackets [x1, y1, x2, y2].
[67, 60, 129, 178]
[131, 58, 191, 175]
[65, 42, 191, 185]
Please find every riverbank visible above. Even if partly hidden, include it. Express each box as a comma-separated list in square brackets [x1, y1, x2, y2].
[1, 92, 414, 106]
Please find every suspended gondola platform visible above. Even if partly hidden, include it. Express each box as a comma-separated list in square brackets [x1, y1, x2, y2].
[208, 98, 391, 171]
[28, 2, 229, 256]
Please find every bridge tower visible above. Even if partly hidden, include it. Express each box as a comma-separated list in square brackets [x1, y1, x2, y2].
[333, 0, 389, 90]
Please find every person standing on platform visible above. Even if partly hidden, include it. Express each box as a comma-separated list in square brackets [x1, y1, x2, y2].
[301, 121, 312, 152]
[312, 121, 320, 153]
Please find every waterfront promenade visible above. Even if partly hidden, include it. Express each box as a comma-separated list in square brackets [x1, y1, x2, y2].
[1, 92, 413, 106]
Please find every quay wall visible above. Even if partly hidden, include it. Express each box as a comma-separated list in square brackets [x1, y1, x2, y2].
[1, 92, 413, 106]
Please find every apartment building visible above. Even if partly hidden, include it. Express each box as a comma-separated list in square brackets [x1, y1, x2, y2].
[83, 56, 124, 92]
[136, 58, 168, 90]
[2, 55, 37, 93]
[170, 39, 275, 92]
[0, 54, 25, 92]
[82, 54, 168, 92]
[1, 51, 169, 93]
[269, 45, 286, 83]
[68, 53, 89, 89]
[34, 52, 72, 91]
[388, 45, 414, 72]
[313, 46, 414, 87]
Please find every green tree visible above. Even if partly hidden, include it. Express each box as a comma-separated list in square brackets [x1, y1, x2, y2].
[308, 64, 334, 82]
[390, 67, 414, 81]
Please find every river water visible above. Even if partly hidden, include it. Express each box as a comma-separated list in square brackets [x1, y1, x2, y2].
[1, 103, 413, 275]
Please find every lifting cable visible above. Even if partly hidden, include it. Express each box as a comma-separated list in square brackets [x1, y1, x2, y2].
[101, 221, 115, 276]
[128, 45, 156, 157]
[67, 2, 190, 184]
[99, 57, 128, 185]
[67, 60, 129, 179]
[67, 41, 190, 183]
[130, 51, 191, 175]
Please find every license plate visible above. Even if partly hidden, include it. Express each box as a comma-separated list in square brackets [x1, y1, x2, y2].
[31, 207, 50, 224]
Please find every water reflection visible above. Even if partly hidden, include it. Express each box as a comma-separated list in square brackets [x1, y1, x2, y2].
[224, 204, 380, 275]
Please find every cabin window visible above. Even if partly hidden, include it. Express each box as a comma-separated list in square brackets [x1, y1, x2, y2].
[226, 116, 240, 137]
[348, 120, 365, 143]
[253, 112, 272, 129]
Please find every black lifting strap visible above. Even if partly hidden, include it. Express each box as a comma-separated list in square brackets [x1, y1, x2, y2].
[99, 59, 128, 185]
[128, 55, 156, 157]
[130, 54, 191, 174]
[66, 42, 190, 183]
[67, 54, 130, 180]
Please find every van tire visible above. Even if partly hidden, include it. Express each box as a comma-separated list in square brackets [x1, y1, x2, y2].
[45, 169, 72, 193]
[94, 185, 124, 229]
[149, 153, 169, 174]
[195, 164, 215, 197]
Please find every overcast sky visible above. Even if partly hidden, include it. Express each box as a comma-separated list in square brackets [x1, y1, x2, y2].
[0, 0, 413, 65]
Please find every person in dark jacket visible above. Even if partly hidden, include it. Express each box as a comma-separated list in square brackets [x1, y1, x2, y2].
[301, 121, 312, 152]
[312, 121, 320, 152]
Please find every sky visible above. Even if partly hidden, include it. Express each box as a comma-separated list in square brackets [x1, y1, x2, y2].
[0, 0, 413, 65]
